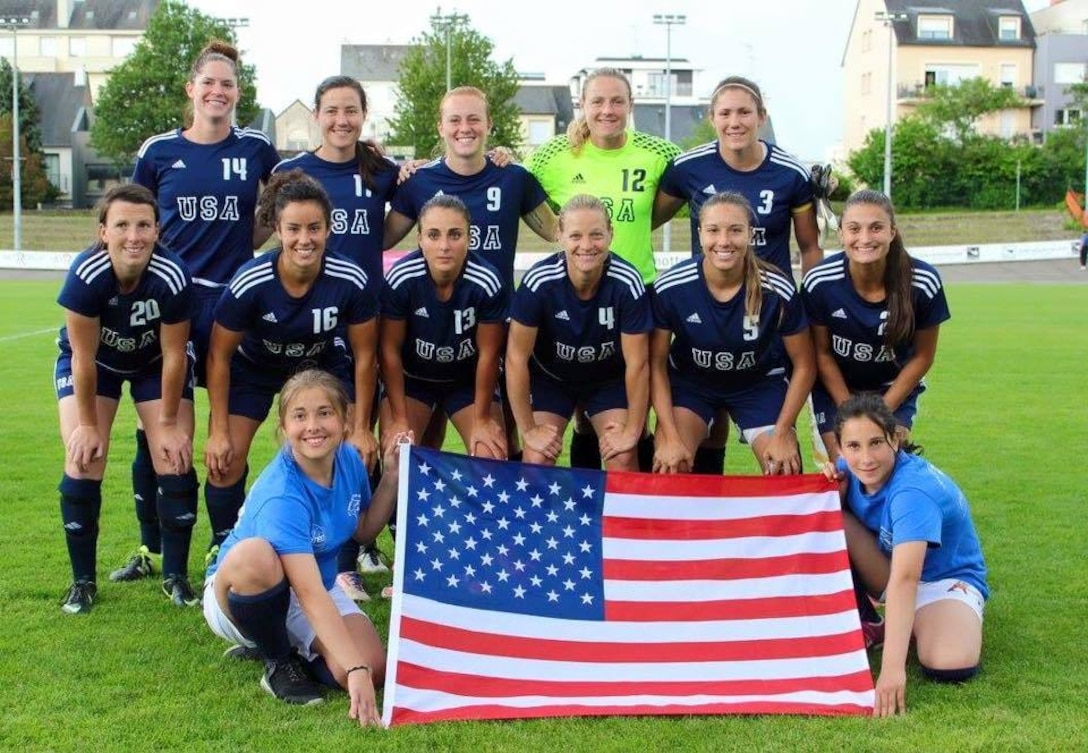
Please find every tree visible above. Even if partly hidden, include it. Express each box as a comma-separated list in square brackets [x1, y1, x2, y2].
[680, 119, 715, 151]
[90, 0, 259, 165]
[387, 15, 521, 158]
[914, 77, 1024, 143]
[0, 59, 43, 152]
[0, 114, 55, 208]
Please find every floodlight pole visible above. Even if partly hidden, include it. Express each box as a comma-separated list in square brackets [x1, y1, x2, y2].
[431, 8, 468, 93]
[653, 13, 686, 254]
[875, 11, 908, 199]
[1, 16, 29, 251]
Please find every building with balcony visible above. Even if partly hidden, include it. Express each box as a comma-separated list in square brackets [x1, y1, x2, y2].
[1029, 0, 1088, 139]
[842, 0, 1038, 155]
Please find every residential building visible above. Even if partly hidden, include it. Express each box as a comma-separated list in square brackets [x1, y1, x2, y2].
[273, 99, 319, 153]
[1029, 0, 1088, 138]
[842, 0, 1038, 155]
[340, 44, 413, 146]
[568, 56, 710, 145]
[513, 80, 573, 151]
[0, 0, 158, 100]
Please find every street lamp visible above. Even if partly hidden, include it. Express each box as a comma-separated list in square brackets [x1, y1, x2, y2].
[218, 17, 249, 126]
[653, 13, 685, 254]
[875, 11, 908, 198]
[431, 7, 468, 93]
[1, 16, 29, 251]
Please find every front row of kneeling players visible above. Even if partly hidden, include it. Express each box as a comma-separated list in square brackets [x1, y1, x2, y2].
[53, 174, 985, 716]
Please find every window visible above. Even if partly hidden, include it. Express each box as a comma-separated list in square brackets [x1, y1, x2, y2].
[111, 37, 136, 58]
[917, 15, 953, 40]
[44, 153, 62, 192]
[1055, 108, 1082, 126]
[1054, 63, 1086, 85]
[40, 36, 57, 56]
[1000, 64, 1016, 88]
[68, 37, 85, 57]
[1000, 111, 1014, 139]
[0, 38, 11, 56]
[862, 29, 872, 53]
[861, 72, 871, 95]
[924, 64, 980, 87]
[998, 16, 1021, 41]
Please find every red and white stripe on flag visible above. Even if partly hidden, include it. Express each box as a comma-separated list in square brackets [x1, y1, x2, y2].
[382, 447, 875, 726]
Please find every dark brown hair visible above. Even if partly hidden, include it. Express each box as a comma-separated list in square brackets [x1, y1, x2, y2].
[313, 75, 393, 191]
[257, 169, 332, 229]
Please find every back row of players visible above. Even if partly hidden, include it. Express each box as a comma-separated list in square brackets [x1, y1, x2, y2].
[55, 44, 949, 616]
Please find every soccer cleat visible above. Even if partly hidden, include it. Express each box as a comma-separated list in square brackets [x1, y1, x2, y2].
[204, 544, 221, 571]
[223, 643, 263, 662]
[109, 545, 156, 582]
[162, 575, 201, 607]
[260, 652, 326, 706]
[862, 618, 885, 651]
[336, 571, 371, 602]
[61, 581, 97, 615]
[357, 546, 389, 574]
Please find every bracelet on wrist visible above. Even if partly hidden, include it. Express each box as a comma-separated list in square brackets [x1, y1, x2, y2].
[346, 664, 370, 676]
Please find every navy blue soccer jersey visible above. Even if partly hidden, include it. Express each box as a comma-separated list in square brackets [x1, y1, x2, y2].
[214, 250, 377, 378]
[801, 252, 950, 390]
[132, 127, 280, 288]
[390, 159, 548, 289]
[510, 252, 652, 384]
[382, 250, 507, 383]
[57, 245, 193, 375]
[272, 151, 397, 292]
[652, 258, 807, 390]
[659, 140, 814, 275]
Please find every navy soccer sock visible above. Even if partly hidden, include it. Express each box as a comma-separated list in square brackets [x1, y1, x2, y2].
[692, 447, 726, 475]
[228, 578, 292, 662]
[205, 465, 248, 547]
[636, 434, 654, 472]
[921, 665, 979, 683]
[132, 429, 161, 553]
[59, 475, 103, 583]
[569, 430, 601, 470]
[157, 470, 199, 578]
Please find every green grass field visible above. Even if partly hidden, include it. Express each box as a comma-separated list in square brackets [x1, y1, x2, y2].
[1, 280, 1086, 750]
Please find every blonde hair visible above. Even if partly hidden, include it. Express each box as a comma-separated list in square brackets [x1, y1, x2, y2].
[567, 68, 632, 154]
[558, 194, 611, 232]
[436, 86, 492, 158]
[277, 369, 349, 434]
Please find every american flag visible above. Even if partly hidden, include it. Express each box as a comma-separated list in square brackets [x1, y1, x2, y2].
[382, 446, 875, 726]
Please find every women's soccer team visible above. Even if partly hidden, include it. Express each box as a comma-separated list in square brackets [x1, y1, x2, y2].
[50, 43, 987, 721]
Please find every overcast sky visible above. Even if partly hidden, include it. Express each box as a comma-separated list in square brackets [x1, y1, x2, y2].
[189, 0, 1053, 161]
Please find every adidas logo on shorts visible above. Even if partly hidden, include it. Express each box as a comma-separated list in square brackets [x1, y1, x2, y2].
[555, 310, 570, 321]
[262, 312, 278, 323]
[686, 312, 702, 324]
[831, 308, 848, 319]
[414, 307, 430, 318]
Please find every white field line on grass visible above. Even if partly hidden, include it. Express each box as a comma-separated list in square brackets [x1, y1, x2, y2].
[0, 327, 56, 343]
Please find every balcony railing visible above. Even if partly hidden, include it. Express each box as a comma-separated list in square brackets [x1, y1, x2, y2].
[897, 82, 1040, 100]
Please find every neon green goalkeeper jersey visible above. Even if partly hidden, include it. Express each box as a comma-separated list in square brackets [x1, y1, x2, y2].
[528, 130, 681, 283]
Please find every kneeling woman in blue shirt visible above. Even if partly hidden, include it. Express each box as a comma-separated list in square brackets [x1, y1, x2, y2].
[204, 369, 404, 724]
[827, 393, 988, 717]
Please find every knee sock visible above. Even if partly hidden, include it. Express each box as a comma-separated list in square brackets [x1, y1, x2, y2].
[305, 655, 342, 689]
[693, 447, 726, 475]
[852, 571, 881, 623]
[508, 450, 523, 463]
[337, 539, 361, 573]
[157, 470, 198, 578]
[205, 465, 248, 547]
[921, 664, 979, 683]
[59, 475, 103, 583]
[132, 429, 161, 553]
[569, 430, 601, 470]
[228, 578, 292, 662]
[636, 435, 654, 472]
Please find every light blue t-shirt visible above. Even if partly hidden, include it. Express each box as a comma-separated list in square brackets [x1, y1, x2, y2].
[207, 442, 370, 590]
[841, 451, 989, 598]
